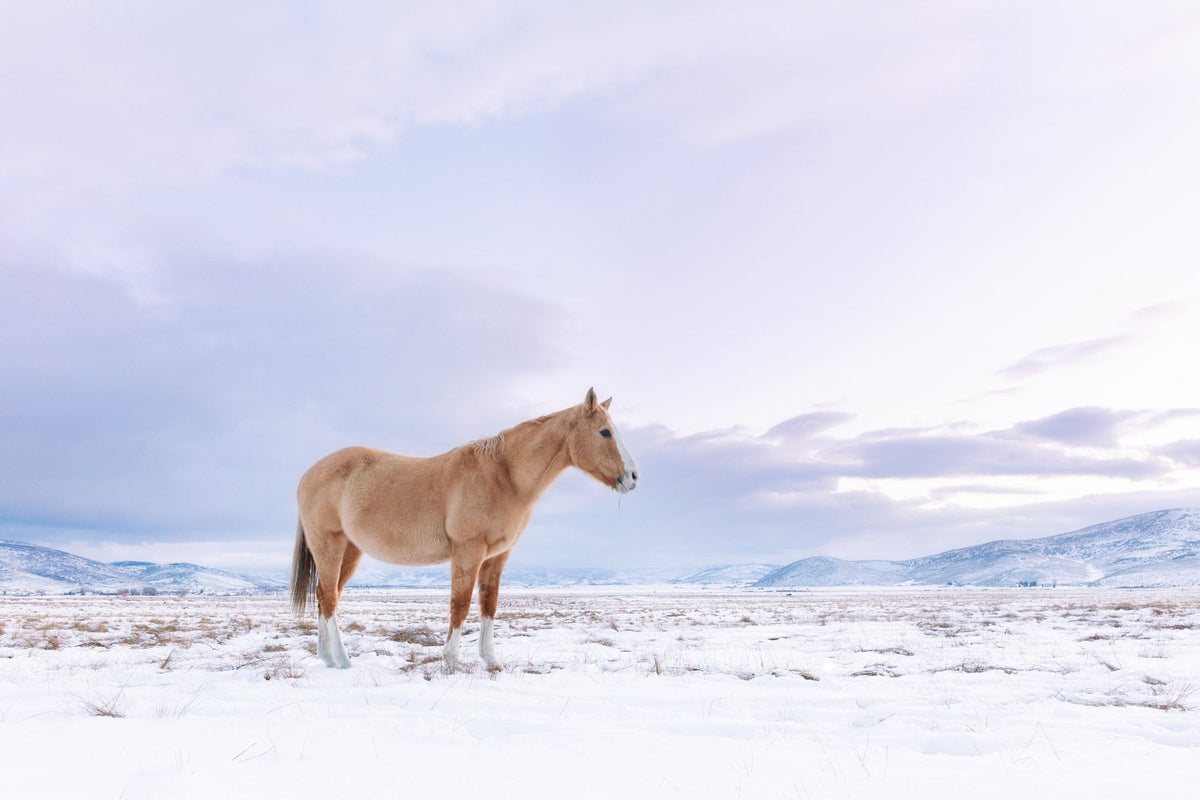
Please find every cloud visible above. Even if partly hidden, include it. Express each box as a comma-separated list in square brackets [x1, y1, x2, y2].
[1159, 440, 1200, 468]
[0, 254, 566, 540]
[1144, 408, 1200, 428]
[997, 334, 1133, 381]
[6, 1, 1134, 192]
[1012, 407, 1137, 448]
[1130, 301, 1185, 323]
[621, 3, 977, 146]
[830, 431, 1165, 480]
[996, 302, 1188, 385]
[3, 2, 866, 189]
[764, 412, 854, 442]
[927, 484, 1043, 500]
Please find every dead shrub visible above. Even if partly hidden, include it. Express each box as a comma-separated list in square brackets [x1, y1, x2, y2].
[860, 646, 914, 657]
[78, 691, 125, 718]
[851, 663, 902, 678]
[390, 625, 442, 647]
[263, 654, 306, 681]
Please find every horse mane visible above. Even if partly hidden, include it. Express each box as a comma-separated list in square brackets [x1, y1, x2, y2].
[467, 410, 568, 460]
[469, 433, 505, 459]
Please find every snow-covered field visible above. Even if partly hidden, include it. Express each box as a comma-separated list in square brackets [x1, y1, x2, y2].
[1, 587, 1197, 798]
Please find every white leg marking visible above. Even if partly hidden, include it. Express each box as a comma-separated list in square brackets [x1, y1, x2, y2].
[318, 613, 351, 669]
[480, 616, 500, 670]
[317, 615, 330, 663]
[443, 626, 462, 671]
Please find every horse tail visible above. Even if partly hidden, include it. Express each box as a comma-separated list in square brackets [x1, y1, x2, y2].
[290, 517, 316, 617]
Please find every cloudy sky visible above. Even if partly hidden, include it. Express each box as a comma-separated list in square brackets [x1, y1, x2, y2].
[3, 2, 1199, 572]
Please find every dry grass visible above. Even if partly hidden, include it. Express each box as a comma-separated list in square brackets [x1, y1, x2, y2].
[1151, 681, 1195, 711]
[859, 645, 914, 657]
[77, 690, 125, 718]
[851, 663, 903, 678]
[262, 654, 306, 681]
[153, 687, 205, 718]
[935, 659, 1019, 676]
[389, 625, 442, 647]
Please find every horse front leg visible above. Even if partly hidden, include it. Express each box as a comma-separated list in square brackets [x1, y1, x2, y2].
[477, 550, 511, 671]
[444, 544, 485, 672]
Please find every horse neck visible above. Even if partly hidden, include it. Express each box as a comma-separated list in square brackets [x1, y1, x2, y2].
[501, 411, 575, 502]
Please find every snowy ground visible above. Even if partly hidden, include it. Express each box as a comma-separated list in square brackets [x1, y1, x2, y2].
[1, 587, 1198, 798]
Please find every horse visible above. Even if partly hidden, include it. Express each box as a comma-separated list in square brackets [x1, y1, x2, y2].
[290, 388, 638, 671]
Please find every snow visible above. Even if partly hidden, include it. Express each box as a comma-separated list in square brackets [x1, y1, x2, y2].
[1, 587, 1198, 798]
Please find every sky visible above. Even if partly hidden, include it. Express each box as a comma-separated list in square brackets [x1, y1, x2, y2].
[2, 2, 1199, 573]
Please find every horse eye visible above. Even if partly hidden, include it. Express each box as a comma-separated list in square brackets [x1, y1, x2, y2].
[600, 429, 612, 438]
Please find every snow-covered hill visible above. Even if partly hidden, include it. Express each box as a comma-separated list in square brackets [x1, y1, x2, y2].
[671, 564, 780, 586]
[752, 556, 910, 587]
[9, 509, 1199, 594]
[0, 541, 283, 595]
[756, 509, 1200, 588]
[338, 563, 679, 589]
[0, 541, 677, 594]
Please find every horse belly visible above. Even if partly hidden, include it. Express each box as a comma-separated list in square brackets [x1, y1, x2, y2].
[338, 459, 454, 566]
[344, 509, 452, 566]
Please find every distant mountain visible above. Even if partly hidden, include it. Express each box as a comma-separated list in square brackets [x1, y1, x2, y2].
[753, 557, 909, 587]
[503, 567, 679, 587]
[0, 541, 680, 594]
[0, 540, 133, 591]
[10, 509, 1197, 594]
[671, 564, 780, 586]
[0, 540, 283, 595]
[338, 563, 679, 589]
[756, 509, 1200, 588]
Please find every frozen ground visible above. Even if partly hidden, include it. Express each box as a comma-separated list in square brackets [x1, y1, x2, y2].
[1, 587, 1197, 798]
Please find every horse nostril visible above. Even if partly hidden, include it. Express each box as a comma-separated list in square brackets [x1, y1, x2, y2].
[631, 471, 638, 482]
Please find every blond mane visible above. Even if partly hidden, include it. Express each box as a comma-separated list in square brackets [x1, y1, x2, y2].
[469, 433, 505, 458]
[468, 410, 567, 459]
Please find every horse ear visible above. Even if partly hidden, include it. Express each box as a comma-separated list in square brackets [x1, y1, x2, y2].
[600, 397, 612, 410]
[585, 387, 598, 412]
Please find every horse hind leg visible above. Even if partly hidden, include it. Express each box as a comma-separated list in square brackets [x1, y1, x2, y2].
[316, 587, 351, 669]
[314, 533, 353, 669]
[337, 541, 363, 594]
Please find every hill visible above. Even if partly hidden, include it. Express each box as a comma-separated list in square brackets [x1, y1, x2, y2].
[0, 540, 282, 595]
[756, 509, 1200, 588]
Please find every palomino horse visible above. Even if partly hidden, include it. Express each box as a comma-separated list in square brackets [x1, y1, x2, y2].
[291, 388, 638, 670]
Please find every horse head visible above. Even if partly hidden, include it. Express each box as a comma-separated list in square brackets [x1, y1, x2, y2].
[569, 387, 639, 494]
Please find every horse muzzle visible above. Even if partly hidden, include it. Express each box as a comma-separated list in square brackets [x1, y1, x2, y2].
[616, 469, 639, 494]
